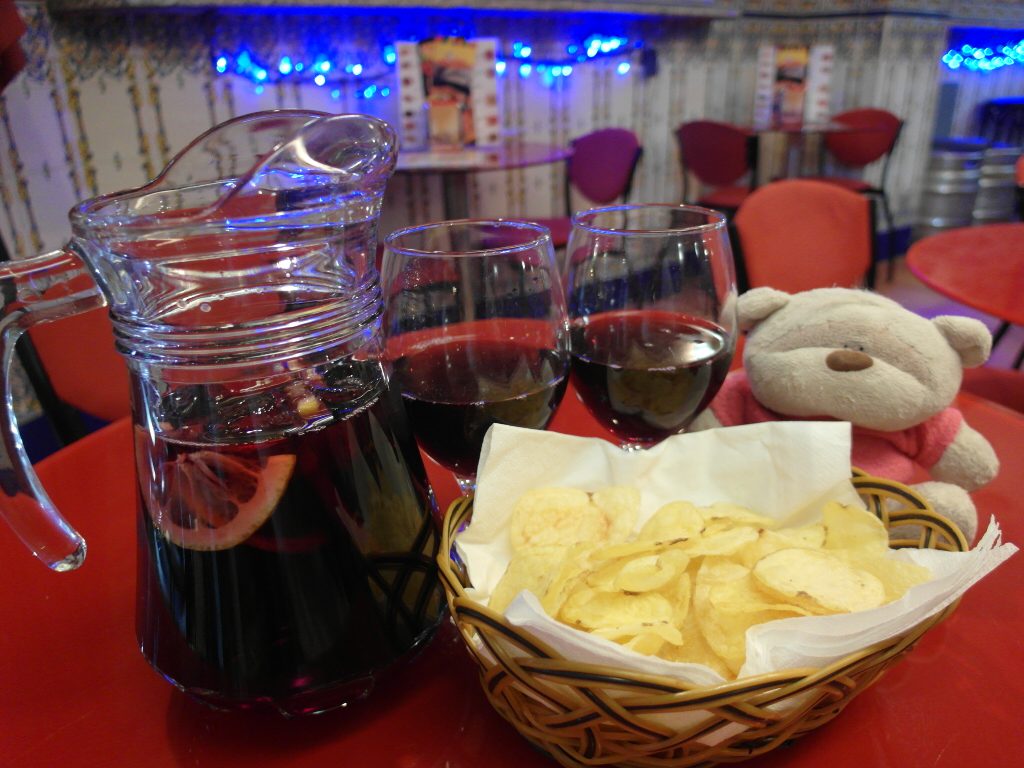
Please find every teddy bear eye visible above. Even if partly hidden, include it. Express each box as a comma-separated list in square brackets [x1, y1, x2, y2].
[842, 342, 867, 353]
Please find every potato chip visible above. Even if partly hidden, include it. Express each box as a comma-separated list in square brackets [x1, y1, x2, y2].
[735, 525, 826, 569]
[509, 487, 609, 551]
[592, 621, 683, 646]
[659, 612, 731, 678]
[709, 572, 812, 617]
[703, 503, 778, 530]
[753, 547, 887, 614]
[823, 502, 889, 556]
[693, 559, 805, 675]
[591, 486, 641, 542]
[637, 501, 704, 543]
[588, 541, 666, 562]
[489, 484, 934, 684]
[489, 546, 567, 613]
[839, 551, 931, 603]
[560, 590, 673, 630]
[540, 543, 594, 617]
[667, 570, 693, 629]
[622, 632, 668, 656]
[680, 525, 759, 557]
[586, 548, 690, 593]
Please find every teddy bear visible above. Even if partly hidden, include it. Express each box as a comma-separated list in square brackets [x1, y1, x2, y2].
[690, 286, 999, 542]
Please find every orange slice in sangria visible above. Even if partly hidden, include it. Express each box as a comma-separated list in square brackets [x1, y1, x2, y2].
[143, 448, 296, 551]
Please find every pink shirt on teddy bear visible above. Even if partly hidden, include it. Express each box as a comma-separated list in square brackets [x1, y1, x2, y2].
[708, 371, 963, 483]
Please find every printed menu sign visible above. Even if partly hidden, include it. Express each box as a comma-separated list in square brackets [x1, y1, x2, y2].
[753, 44, 834, 128]
[396, 37, 501, 150]
[773, 46, 808, 125]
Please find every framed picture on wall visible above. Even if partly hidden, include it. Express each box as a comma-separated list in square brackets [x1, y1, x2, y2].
[754, 44, 834, 128]
[397, 37, 501, 151]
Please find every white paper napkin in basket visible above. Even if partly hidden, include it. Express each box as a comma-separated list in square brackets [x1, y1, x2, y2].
[457, 422, 1017, 686]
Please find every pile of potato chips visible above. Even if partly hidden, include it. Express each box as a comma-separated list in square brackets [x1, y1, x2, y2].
[489, 486, 932, 679]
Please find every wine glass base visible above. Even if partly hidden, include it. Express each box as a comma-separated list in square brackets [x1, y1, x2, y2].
[618, 443, 649, 452]
[454, 475, 477, 496]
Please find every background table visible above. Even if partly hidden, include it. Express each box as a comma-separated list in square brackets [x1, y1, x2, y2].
[748, 121, 863, 183]
[907, 222, 1024, 366]
[2, 386, 1022, 767]
[396, 142, 572, 220]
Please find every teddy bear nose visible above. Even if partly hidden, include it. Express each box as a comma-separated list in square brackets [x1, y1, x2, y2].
[826, 349, 874, 372]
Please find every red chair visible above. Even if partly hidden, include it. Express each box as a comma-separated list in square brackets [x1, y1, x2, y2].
[733, 179, 876, 292]
[806, 108, 903, 274]
[675, 120, 757, 215]
[1016, 154, 1024, 219]
[25, 307, 131, 443]
[530, 128, 642, 248]
[961, 367, 1024, 414]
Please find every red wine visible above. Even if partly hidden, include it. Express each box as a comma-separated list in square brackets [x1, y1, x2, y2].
[570, 311, 732, 446]
[393, 338, 568, 477]
[135, 373, 443, 716]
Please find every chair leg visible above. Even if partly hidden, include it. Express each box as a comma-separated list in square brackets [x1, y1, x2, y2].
[992, 321, 1011, 347]
[878, 191, 898, 282]
[865, 197, 879, 290]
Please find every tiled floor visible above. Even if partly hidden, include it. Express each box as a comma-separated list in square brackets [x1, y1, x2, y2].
[877, 257, 1024, 371]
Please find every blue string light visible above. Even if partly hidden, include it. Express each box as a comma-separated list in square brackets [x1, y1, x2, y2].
[212, 33, 641, 96]
[942, 38, 1024, 72]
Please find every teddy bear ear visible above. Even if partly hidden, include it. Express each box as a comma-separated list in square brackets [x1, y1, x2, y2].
[737, 287, 791, 331]
[931, 315, 992, 368]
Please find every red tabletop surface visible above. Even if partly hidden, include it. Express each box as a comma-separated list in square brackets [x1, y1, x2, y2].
[396, 142, 571, 175]
[2, 386, 1022, 767]
[907, 223, 1024, 327]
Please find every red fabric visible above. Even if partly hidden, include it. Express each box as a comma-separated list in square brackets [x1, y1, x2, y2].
[0, 0, 27, 92]
[26, 307, 131, 422]
[734, 179, 872, 292]
[697, 184, 752, 210]
[824, 108, 902, 168]
[708, 370, 964, 482]
[802, 175, 873, 193]
[961, 367, 1024, 414]
[1016, 155, 1024, 187]
[676, 121, 753, 186]
[566, 128, 641, 204]
[528, 216, 570, 247]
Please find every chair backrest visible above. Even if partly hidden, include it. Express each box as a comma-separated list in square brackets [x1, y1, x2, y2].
[27, 307, 131, 424]
[566, 128, 642, 205]
[733, 179, 874, 293]
[675, 120, 754, 186]
[825, 108, 903, 168]
[961, 367, 1024, 414]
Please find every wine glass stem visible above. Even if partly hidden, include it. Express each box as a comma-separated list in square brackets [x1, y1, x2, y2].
[454, 474, 476, 496]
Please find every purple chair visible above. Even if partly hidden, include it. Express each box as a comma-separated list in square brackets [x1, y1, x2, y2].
[530, 128, 643, 248]
[675, 120, 758, 215]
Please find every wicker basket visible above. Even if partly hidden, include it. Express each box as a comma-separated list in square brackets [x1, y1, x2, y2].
[437, 472, 967, 768]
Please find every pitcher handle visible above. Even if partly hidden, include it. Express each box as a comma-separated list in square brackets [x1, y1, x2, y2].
[0, 246, 106, 571]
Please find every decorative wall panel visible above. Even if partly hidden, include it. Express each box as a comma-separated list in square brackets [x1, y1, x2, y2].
[3, 0, 1024, 422]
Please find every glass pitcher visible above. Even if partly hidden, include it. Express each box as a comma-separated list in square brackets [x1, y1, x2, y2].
[0, 110, 445, 715]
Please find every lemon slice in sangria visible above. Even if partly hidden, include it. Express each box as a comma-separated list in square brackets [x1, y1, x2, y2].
[143, 449, 297, 551]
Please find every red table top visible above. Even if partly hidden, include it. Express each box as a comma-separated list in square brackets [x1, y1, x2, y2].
[2, 387, 1022, 767]
[396, 142, 571, 175]
[906, 223, 1024, 327]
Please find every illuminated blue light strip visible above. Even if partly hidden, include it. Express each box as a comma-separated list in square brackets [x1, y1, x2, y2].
[942, 38, 1024, 72]
[213, 34, 640, 95]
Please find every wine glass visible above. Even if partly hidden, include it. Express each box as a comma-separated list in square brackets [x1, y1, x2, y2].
[381, 219, 570, 494]
[564, 204, 737, 449]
